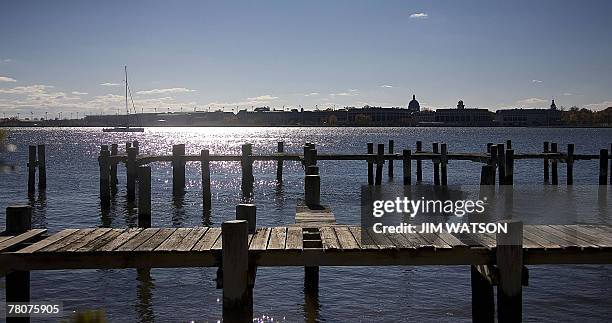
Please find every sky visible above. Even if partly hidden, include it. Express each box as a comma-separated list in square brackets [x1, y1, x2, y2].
[1, 0, 612, 118]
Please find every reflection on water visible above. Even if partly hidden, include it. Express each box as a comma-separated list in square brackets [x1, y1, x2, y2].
[0, 127, 611, 321]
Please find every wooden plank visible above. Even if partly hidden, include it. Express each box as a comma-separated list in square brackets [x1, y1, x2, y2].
[16, 229, 79, 254]
[134, 228, 176, 251]
[0, 229, 47, 252]
[402, 231, 433, 248]
[525, 226, 580, 249]
[60, 228, 113, 252]
[77, 229, 125, 252]
[385, 231, 416, 249]
[437, 232, 468, 248]
[417, 232, 452, 249]
[115, 228, 160, 252]
[523, 226, 561, 249]
[349, 226, 377, 250]
[156, 228, 193, 251]
[39, 229, 97, 252]
[285, 227, 303, 250]
[366, 229, 396, 249]
[543, 225, 598, 248]
[566, 225, 612, 246]
[334, 227, 360, 250]
[175, 227, 209, 251]
[467, 232, 496, 248]
[97, 228, 143, 251]
[320, 227, 341, 250]
[267, 227, 287, 250]
[212, 233, 223, 250]
[250, 228, 271, 251]
[0, 236, 12, 244]
[553, 225, 611, 247]
[194, 227, 221, 251]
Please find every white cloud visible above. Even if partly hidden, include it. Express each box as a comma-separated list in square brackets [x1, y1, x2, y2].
[331, 89, 359, 97]
[582, 100, 612, 111]
[72, 91, 88, 95]
[516, 97, 548, 107]
[379, 85, 393, 88]
[0, 84, 53, 94]
[562, 92, 573, 96]
[206, 94, 280, 108]
[409, 13, 428, 19]
[304, 92, 319, 97]
[0, 75, 17, 82]
[531, 79, 543, 83]
[0, 58, 12, 63]
[136, 87, 196, 95]
[246, 94, 278, 101]
[100, 82, 121, 86]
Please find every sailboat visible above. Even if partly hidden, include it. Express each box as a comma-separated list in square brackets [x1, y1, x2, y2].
[103, 66, 145, 132]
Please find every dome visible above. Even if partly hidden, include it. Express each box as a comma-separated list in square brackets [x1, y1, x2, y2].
[408, 95, 420, 111]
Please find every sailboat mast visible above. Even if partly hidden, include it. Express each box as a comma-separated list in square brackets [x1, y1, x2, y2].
[125, 66, 129, 127]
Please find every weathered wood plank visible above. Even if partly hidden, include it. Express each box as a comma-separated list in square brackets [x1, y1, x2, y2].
[417, 232, 452, 249]
[349, 226, 378, 250]
[553, 225, 611, 247]
[543, 225, 598, 248]
[267, 227, 287, 250]
[334, 226, 360, 250]
[522, 227, 560, 249]
[156, 228, 193, 251]
[250, 228, 271, 251]
[0, 229, 47, 252]
[366, 230, 396, 249]
[285, 227, 303, 250]
[0, 236, 12, 244]
[97, 228, 143, 251]
[437, 232, 468, 248]
[320, 227, 341, 250]
[115, 229, 160, 252]
[78, 229, 125, 252]
[60, 228, 113, 252]
[39, 229, 97, 252]
[16, 229, 79, 254]
[175, 227, 209, 251]
[134, 228, 176, 251]
[194, 227, 221, 251]
[385, 231, 416, 249]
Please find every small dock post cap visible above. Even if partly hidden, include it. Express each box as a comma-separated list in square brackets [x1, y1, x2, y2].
[223, 219, 248, 225]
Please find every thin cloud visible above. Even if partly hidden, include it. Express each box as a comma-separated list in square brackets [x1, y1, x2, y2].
[136, 87, 196, 95]
[72, 91, 88, 95]
[0, 58, 12, 63]
[331, 89, 359, 97]
[0, 84, 53, 94]
[246, 95, 278, 101]
[409, 13, 428, 19]
[0, 75, 17, 82]
[100, 82, 121, 86]
[582, 100, 612, 111]
[304, 92, 319, 97]
[562, 92, 574, 96]
[379, 85, 393, 88]
[517, 97, 548, 107]
[531, 79, 543, 83]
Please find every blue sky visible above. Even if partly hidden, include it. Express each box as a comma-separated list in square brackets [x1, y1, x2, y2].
[1, 0, 611, 117]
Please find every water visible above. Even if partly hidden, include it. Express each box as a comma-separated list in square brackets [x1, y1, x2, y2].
[0, 127, 611, 322]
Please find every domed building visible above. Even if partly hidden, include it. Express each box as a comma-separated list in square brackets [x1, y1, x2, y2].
[408, 95, 420, 112]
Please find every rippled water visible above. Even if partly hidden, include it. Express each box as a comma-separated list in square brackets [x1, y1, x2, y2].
[0, 127, 611, 322]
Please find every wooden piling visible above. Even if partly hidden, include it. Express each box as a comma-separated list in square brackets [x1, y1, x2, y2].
[236, 204, 256, 234]
[566, 144, 574, 185]
[416, 141, 422, 182]
[471, 265, 495, 323]
[110, 143, 118, 194]
[505, 149, 514, 186]
[496, 220, 523, 323]
[127, 147, 138, 200]
[599, 149, 608, 185]
[440, 143, 448, 186]
[201, 149, 211, 214]
[222, 220, 252, 321]
[402, 149, 411, 185]
[305, 172, 321, 207]
[486, 143, 493, 153]
[375, 143, 384, 185]
[5, 205, 32, 323]
[432, 143, 440, 185]
[388, 139, 394, 178]
[303, 145, 311, 167]
[27, 145, 36, 195]
[480, 165, 495, 186]
[241, 144, 254, 199]
[498, 144, 506, 185]
[543, 142, 550, 183]
[133, 140, 139, 155]
[367, 143, 374, 185]
[137, 166, 151, 228]
[99, 147, 111, 206]
[172, 144, 186, 195]
[551, 143, 558, 185]
[276, 141, 284, 182]
[37, 144, 46, 190]
[506, 140, 512, 150]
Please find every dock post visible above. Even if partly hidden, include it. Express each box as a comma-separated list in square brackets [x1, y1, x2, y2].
[201, 149, 211, 214]
[506, 140, 512, 150]
[137, 166, 151, 228]
[486, 143, 493, 153]
[222, 220, 252, 322]
[305, 166, 321, 207]
[566, 144, 574, 185]
[388, 139, 394, 178]
[127, 147, 137, 201]
[471, 265, 495, 323]
[496, 220, 523, 323]
[236, 204, 256, 233]
[480, 165, 495, 186]
[551, 143, 558, 185]
[5, 205, 32, 323]
[99, 146, 111, 206]
[303, 145, 311, 167]
[543, 142, 550, 183]
[276, 141, 284, 182]
[440, 143, 448, 186]
[172, 144, 186, 195]
[375, 143, 384, 185]
[416, 141, 422, 182]
[126, 141, 132, 151]
[489, 145, 498, 185]
[133, 140, 139, 155]
[498, 144, 506, 185]
[37, 144, 46, 190]
[27, 145, 36, 196]
[505, 149, 514, 186]
[110, 143, 118, 194]
[367, 143, 374, 185]
[241, 143, 254, 200]
[432, 143, 440, 185]
[402, 149, 412, 185]
[599, 149, 609, 185]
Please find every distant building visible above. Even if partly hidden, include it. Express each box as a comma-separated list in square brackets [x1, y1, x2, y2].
[433, 100, 495, 126]
[495, 99, 562, 126]
[408, 95, 420, 112]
